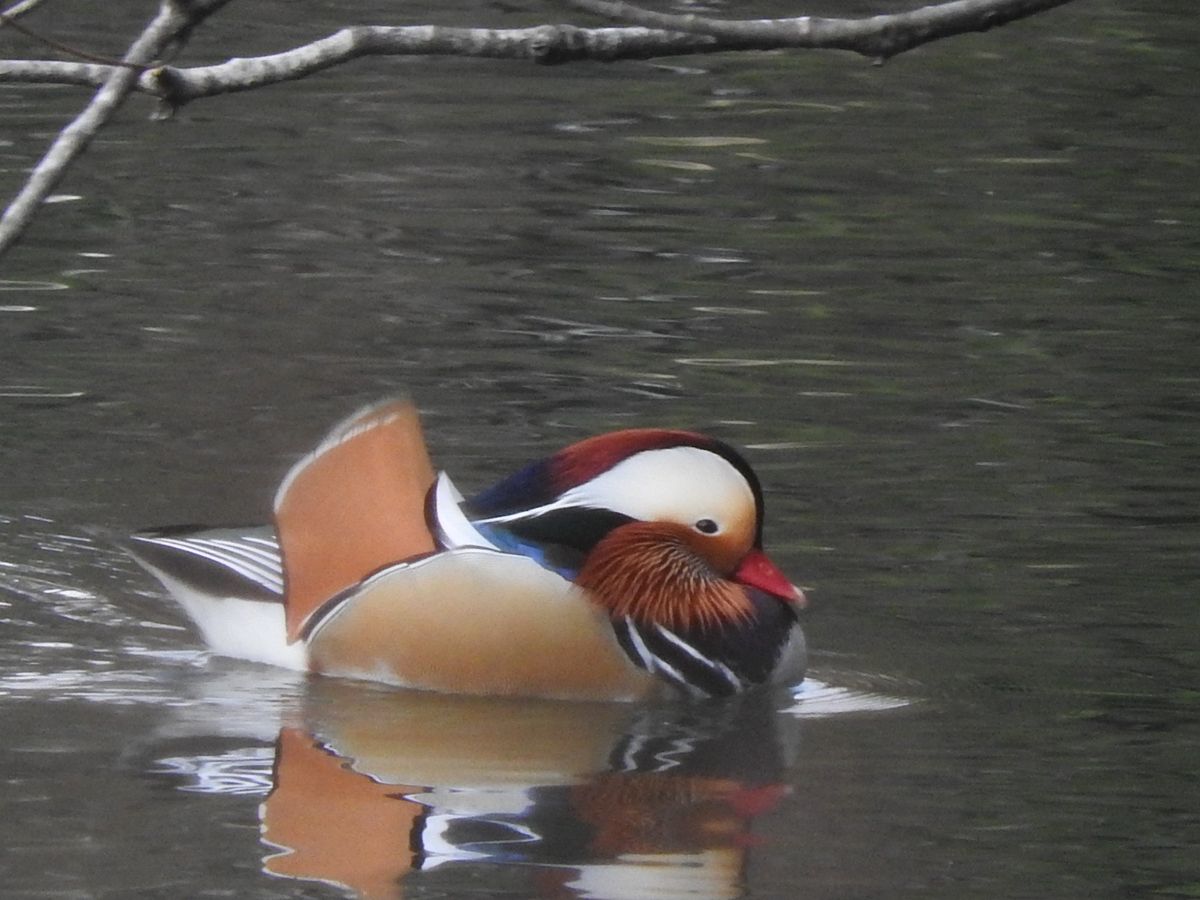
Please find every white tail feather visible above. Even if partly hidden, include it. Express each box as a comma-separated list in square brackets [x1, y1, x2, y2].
[139, 560, 307, 671]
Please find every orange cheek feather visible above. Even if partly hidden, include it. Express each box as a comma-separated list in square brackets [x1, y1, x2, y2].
[576, 523, 754, 632]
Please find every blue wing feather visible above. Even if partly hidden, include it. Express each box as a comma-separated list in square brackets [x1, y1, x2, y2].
[469, 521, 580, 580]
[466, 458, 557, 518]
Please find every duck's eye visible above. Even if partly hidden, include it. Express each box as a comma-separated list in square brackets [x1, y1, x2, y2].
[694, 518, 720, 535]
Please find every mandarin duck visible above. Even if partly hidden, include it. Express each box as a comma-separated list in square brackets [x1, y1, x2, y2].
[129, 399, 807, 701]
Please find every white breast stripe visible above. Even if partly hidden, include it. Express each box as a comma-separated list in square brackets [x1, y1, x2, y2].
[652, 624, 743, 692]
[621, 616, 657, 671]
[621, 618, 700, 695]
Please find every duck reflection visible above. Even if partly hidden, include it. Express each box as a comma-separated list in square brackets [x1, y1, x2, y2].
[258, 681, 798, 899]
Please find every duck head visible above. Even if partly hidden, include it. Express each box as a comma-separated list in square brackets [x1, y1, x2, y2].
[467, 429, 806, 633]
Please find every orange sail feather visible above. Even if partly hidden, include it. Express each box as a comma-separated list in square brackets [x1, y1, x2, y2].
[274, 400, 437, 641]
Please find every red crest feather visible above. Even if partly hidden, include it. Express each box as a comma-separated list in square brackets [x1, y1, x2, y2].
[552, 429, 716, 492]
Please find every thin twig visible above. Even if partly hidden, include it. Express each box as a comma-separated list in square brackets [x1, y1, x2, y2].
[0, 10, 148, 68]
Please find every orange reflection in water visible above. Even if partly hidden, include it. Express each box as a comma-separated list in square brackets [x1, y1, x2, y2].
[262, 727, 425, 897]
[255, 689, 795, 899]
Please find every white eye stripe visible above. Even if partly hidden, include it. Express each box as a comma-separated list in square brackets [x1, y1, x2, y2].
[558, 447, 754, 527]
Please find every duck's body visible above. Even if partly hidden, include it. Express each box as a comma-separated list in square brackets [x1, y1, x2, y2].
[130, 400, 807, 701]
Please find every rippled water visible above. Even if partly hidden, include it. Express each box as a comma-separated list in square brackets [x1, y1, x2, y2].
[2, 1, 1198, 897]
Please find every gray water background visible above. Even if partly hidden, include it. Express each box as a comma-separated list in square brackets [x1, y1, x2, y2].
[1, 1, 1197, 897]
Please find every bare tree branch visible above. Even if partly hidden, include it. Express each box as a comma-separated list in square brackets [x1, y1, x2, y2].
[0, 0, 51, 24]
[566, 0, 1079, 60]
[0, 0, 232, 258]
[0, 58, 114, 87]
[0, 25, 715, 108]
[0, 0, 1086, 106]
[144, 24, 718, 106]
[3, 0, 1081, 110]
[0, 0, 1082, 261]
